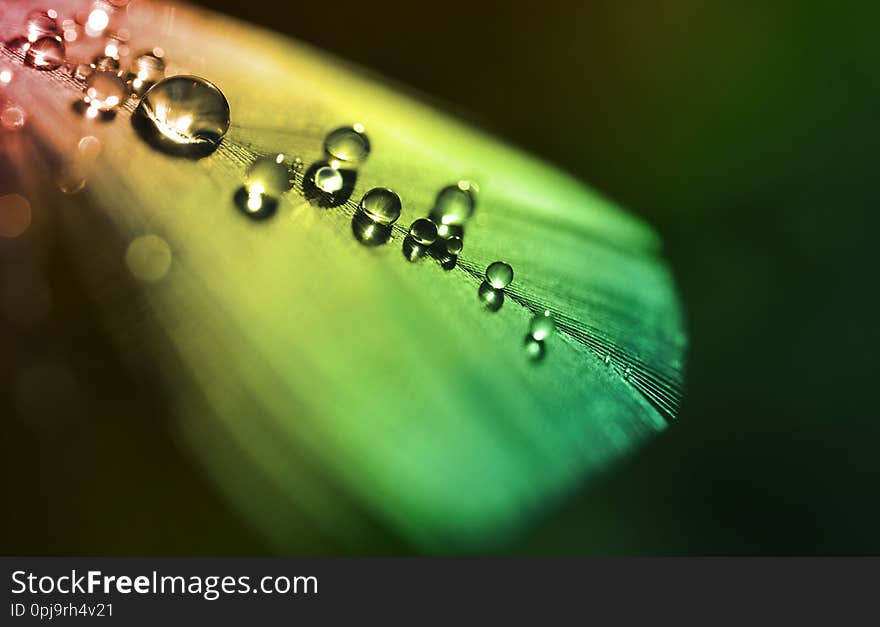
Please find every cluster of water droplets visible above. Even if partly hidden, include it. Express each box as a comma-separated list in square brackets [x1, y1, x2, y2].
[3, 7, 557, 363]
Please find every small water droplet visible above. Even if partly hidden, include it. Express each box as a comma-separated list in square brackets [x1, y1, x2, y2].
[131, 75, 230, 157]
[233, 156, 290, 220]
[314, 165, 343, 192]
[125, 234, 172, 282]
[485, 261, 513, 289]
[25, 10, 59, 42]
[324, 125, 370, 167]
[529, 310, 555, 341]
[127, 51, 165, 96]
[25, 36, 65, 71]
[359, 187, 401, 225]
[430, 181, 477, 226]
[82, 71, 126, 112]
[70, 63, 93, 81]
[352, 209, 392, 246]
[478, 280, 504, 312]
[524, 334, 546, 361]
[408, 218, 438, 246]
[91, 55, 120, 73]
[301, 162, 356, 207]
[445, 235, 463, 255]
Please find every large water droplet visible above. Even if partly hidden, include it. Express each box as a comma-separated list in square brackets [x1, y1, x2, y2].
[523, 335, 546, 361]
[131, 75, 230, 157]
[408, 218, 438, 246]
[127, 51, 165, 96]
[359, 188, 401, 226]
[478, 281, 504, 312]
[529, 310, 555, 341]
[485, 261, 513, 289]
[430, 181, 477, 226]
[24, 36, 65, 71]
[324, 125, 370, 167]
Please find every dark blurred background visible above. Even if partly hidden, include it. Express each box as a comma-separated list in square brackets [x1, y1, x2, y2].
[187, 0, 876, 553]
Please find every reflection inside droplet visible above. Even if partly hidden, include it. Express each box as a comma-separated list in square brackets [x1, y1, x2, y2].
[529, 310, 555, 341]
[402, 235, 429, 261]
[430, 181, 477, 226]
[131, 75, 230, 157]
[523, 334, 546, 361]
[301, 161, 356, 207]
[359, 187, 401, 225]
[352, 209, 392, 246]
[478, 280, 504, 312]
[24, 36, 65, 71]
[486, 261, 513, 289]
[408, 218, 438, 246]
[127, 51, 165, 95]
[324, 125, 370, 167]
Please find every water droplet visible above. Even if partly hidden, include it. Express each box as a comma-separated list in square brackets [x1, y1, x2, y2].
[314, 166, 343, 192]
[301, 162, 356, 207]
[352, 210, 392, 246]
[127, 51, 165, 95]
[131, 75, 230, 157]
[523, 334, 546, 362]
[70, 63, 93, 81]
[430, 181, 477, 226]
[529, 310, 555, 341]
[1, 105, 25, 130]
[478, 280, 504, 312]
[233, 156, 290, 220]
[24, 36, 65, 71]
[83, 71, 126, 112]
[0, 194, 31, 238]
[485, 261, 513, 289]
[126, 235, 173, 282]
[324, 125, 370, 167]
[91, 55, 119, 73]
[359, 187, 401, 225]
[25, 10, 59, 42]
[445, 235, 463, 255]
[408, 218, 438, 246]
